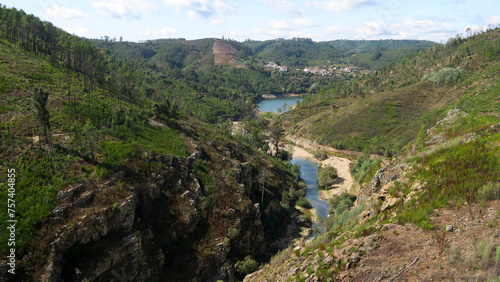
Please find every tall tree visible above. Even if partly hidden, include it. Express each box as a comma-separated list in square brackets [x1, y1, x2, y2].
[33, 88, 51, 144]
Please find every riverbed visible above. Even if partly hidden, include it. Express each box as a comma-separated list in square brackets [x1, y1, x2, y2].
[289, 138, 356, 224]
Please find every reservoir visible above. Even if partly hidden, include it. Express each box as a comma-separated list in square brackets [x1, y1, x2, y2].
[256, 96, 304, 113]
[290, 158, 329, 220]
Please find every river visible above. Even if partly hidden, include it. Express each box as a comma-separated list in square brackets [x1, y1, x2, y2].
[256, 96, 303, 113]
[291, 158, 329, 220]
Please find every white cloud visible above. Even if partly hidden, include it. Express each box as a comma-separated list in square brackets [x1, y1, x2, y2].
[310, 0, 375, 13]
[131, 27, 177, 36]
[229, 29, 248, 38]
[92, 0, 155, 20]
[214, 0, 235, 13]
[293, 18, 316, 28]
[321, 25, 342, 35]
[355, 17, 456, 41]
[253, 27, 288, 38]
[211, 18, 225, 25]
[258, 0, 303, 15]
[64, 26, 89, 36]
[164, 0, 236, 19]
[45, 4, 88, 19]
[289, 30, 314, 38]
[484, 15, 500, 26]
[269, 19, 289, 30]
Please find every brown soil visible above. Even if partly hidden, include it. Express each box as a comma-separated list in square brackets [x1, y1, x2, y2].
[213, 39, 238, 65]
[345, 201, 500, 281]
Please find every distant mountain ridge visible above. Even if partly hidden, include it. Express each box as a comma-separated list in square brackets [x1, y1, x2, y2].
[325, 39, 437, 52]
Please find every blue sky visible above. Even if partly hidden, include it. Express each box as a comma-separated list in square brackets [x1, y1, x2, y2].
[2, 0, 499, 42]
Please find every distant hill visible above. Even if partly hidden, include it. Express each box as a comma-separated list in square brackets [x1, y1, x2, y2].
[243, 38, 345, 68]
[283, 28, 500, 155]
[241, 38, 437, 70]
[325, 39, 437, 52]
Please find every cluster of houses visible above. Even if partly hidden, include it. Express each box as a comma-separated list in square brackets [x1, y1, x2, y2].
[302, 68, 332, 76]
[265, 61, 288, 72]
[301, 66, 352, 76]
[265, 61, 357, 76]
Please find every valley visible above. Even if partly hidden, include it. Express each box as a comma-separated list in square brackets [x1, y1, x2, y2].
[0, 4, 499, 282]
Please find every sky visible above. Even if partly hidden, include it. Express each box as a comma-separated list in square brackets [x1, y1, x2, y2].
[2, 0, 499, 43]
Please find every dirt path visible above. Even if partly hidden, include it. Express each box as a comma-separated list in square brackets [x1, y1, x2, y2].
[287, 135, 359, 199]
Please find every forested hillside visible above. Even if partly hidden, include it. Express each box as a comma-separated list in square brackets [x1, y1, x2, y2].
[0, 6, 307, 281]
[247, 27, 500, 282]
[243, 37, 435, 69]
[285, 28, 500, 155]
[1, 4, 499, 282]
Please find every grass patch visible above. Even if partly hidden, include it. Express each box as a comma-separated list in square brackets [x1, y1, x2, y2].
[0, 148, 81, 255]
[397, 133, 500, 229]
[296, 197, 312, 209]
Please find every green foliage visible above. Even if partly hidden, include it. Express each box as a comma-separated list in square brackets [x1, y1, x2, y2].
[350, 156, 381, 184]
[33, 88, 51, 144]
[296, 197, 312, 209]
[227, 227, 239, 239]
[286, 188, 306, 202]
[0, 75, 15, 94]
[0, 148, 80, 254]
[422, 67, 465, 84]
[244, 38, 343, 68]
[477, 182, 500, 201]
[415, 125, 427, 151]
[112, 202, 121, 212]
[328, 192, 356, 215]
[234, 256, 259, 277]
[317, 166, 338, 189]
[477, 238, 494, 262]
[398, 133, 500, 230]
[290, 163, 302, 182]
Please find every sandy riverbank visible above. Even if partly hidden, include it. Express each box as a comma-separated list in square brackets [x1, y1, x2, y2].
[287, 136, 359, 200]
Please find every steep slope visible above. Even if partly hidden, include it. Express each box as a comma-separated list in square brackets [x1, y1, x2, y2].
[0, 8, 307, 281]
[245, 28, 500, 282]
[213, 39, 239, 65]
[284, 27, 500, 155]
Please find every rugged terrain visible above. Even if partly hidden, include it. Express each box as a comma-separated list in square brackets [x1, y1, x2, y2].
[0, 5, 499, 282]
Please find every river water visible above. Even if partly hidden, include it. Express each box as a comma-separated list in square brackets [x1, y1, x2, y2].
[256, 96, 304, 113]
[290, 158, 329, 220]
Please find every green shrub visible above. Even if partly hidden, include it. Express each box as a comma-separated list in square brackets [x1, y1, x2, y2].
[351, 156, 381, 184]
[477, 238, 494, 261]
[112, 202, 121, 212]
[234, 256, 259, 277]
[328, 192, 356, 215]
[317, 166, 338, 189]
[227, 227, 239, 239]
[478, 182, 500, 201]
[296, 197, 312, 209]
[422, 67, 465, 84]
[313, 149, 328, 160]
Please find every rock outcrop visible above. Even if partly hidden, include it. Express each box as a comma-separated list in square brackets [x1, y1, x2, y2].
[27, 139, 304, 282]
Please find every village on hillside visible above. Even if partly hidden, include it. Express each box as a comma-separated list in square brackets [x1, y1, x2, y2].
[265, 61, 370, 77]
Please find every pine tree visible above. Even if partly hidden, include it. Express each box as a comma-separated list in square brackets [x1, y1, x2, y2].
[33, 88, 51, 144]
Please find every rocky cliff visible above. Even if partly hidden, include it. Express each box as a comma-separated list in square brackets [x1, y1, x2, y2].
[12, 134, 305, 282]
